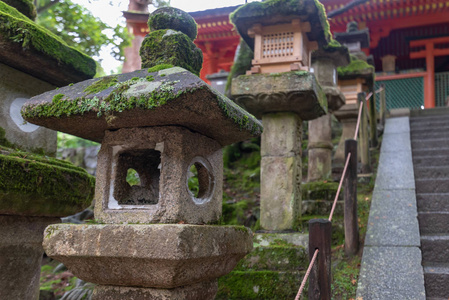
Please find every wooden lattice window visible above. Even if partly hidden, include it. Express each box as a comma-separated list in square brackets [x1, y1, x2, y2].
[262, 32, 294, 59]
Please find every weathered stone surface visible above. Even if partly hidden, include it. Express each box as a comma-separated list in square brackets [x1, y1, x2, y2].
[322, 86, 345, 112]
[333, 103, 358, 166]
[253, 232, 308, 247]
[148, 7, 197, 41]
[43, 224, 253, 288]
[230, 0, 331, 51]
[22, 67, 262, 146]
[93, 281, 217, 300]
[0, 215, 60, 300]
[0, 146, 95, 217]
[365, 189, 420, 247]
[308, 113, 332, 181]
[261, 156, 301, 231]
[261, 112, 301, 157]
[383, 116, 409, 135]
[356, 247, 425, 300]
[94, 126, 223, 224]
[232, 71, 327, 120]
[0, 63, 57, 155]
[0, 2, 96, 86]
[375, 150, 415, 190]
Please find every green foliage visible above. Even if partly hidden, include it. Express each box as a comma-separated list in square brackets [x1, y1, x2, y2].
[187, 164, 199, 197]
[35, 0, 131, 61]
[57, 132, 99, 149]
[126, 168, 140, 186]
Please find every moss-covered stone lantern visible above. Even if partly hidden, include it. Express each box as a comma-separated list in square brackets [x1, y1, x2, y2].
[307, 41, 350, 181]
[231, 0, 330, 231]
[333, 22, 374, 173]
[0, 2, 96, 299]
[23, 7, 262, 299]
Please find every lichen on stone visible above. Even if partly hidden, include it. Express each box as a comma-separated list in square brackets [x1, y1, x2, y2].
[139, 29, 202, 76]
[0, 1, 96, 78]
[83, 75, 119, 94]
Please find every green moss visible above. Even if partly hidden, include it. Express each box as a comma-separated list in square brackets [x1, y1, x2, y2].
[0, 127, 13, 148]
[83, 75, 118, 94]
[217, 270, 302, 299]
[139, 29, 202, 76]
[338, 55, 374, 77]
[225, 39, 253, 96]
[1, 0, 36, 20]
[147, 64, 173, 73]
[0, 146, 95, 216]
[148, 7, 197, 41]
[0, 1, 96, 78]
[52, 93, 64, 102]
[301, 181, 341, 201]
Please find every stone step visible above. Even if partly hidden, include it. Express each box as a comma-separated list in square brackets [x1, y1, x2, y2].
[421, 235, 449, 263]
[411, 130, 449, 140]
[412, 147, 449, 157]
[417, 193, 449, 212]
[423, 263, 449, 299]
[413, 167, 449, 179]
[410, 120, 449, 129]
[217, 270, 302, 299]
[234, 245, 307, 272]
[419, 212, 449, 234]
[413, 156, 449, 167]
[410, 116, 449, 125]
[411, 138, 449, 150]
[411, 126, 449, 135]
[415, 178, 449, 193]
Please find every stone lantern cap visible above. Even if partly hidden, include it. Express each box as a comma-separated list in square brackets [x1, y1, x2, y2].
[232, 71, 327, 120]
[0, 2, 96, 86]
[21, 66, 262, 146]
[334, 28, 370, 50]
[230, 0, 332, 51]
[338, 56, 374, 86]
[0, 146, 94, 217]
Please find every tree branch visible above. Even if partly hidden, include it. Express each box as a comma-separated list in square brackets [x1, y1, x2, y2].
[327, 0, 370, 18]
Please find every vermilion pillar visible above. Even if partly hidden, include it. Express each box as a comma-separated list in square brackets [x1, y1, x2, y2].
[425, 42, 435, 108]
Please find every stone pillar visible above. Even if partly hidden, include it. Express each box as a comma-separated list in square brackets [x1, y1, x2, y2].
[333, 104, 359, 168]
[0, 216, 59, 300]
[307, 113, 333, 181]
[261, 112, 302, 231]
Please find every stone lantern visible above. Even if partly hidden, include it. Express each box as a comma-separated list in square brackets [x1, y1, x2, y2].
[23, 7, 262, 299]
[231, 0, 330, 231]
[307, 43, 350, 181]
[333, 22, 374, 173]
[0, 2, 96, 299]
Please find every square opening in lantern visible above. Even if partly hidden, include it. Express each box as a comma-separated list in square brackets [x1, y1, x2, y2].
[112, 148, 161, 206]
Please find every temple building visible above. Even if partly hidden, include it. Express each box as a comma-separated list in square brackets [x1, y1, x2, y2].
[123, 0, 449, 108]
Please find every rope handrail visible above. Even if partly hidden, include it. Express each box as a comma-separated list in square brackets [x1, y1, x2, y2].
[295, 91, 373, 299]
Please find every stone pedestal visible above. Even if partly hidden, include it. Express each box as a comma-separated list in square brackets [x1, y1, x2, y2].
[233, 72, 327, 230]
[0, 216, 59, 300]
[261, 112, 302, 231]
[307, 113, 333, 181]
[333, 103, 359, 169]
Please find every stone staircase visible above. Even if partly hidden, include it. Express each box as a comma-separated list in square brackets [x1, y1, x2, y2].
[410, 111, 449, 299]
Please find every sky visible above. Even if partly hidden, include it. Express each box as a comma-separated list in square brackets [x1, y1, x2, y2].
[72, 0, 261, 74]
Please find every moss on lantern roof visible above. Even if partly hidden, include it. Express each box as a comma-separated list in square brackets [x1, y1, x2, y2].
[337, 55, 374, 78]
[148, 7, 197, 41]
[1, 0, 36, 20]
[0, 1, 96, 82]
[0, 145, 95, 217]
[230, 0, 331, 50]
[21, 66, 262, 146]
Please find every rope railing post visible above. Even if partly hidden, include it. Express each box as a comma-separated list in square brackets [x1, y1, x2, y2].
[358, 92, 372, 173]
[379, 84, 386, 126]
[344, 139, 359, 256]
[308, 219, 332, 300]
[369, 90, 378, 148]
